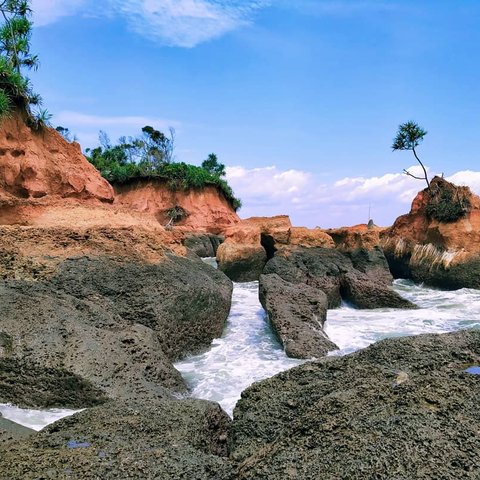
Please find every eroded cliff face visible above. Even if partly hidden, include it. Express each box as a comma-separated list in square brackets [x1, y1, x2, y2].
[114, 179, 240, 234]
[382, 177, 480, 288]
[0, 114, 114, 203]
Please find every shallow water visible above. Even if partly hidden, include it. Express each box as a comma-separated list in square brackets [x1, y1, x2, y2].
[175, 280, 303, 416]
[0, 404, 83, 431]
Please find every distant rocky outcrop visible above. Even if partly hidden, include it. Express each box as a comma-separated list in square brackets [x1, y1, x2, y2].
[382, 177, 480, 289]
[216, 216, 334, 282]
[231, 329, 480, 479]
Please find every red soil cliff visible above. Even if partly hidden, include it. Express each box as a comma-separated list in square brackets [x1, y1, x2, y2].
[0, 114, 113, 203]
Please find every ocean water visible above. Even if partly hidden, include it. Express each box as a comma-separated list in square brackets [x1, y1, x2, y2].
[325, 279, 480, 356]
[176, 275, 480, 416]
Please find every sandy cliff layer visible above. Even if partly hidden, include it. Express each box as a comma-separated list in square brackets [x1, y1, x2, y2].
[114, 179, 240, 234]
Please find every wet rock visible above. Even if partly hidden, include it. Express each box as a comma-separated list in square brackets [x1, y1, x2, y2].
[184, 233, 224, 257]
[230, 329, 480, 479]
[0, 254, 233, 402]
[0, 398, 234, 480]
[259, 274, 338, 358]
[342, 272, 417, 310]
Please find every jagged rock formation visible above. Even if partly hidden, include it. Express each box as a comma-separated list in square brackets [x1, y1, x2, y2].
[0, 398, 233, 480]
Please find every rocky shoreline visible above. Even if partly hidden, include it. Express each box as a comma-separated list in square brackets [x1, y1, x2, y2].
[1, 121, 480, 478]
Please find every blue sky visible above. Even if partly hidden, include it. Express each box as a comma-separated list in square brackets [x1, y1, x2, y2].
[30, 0, 480, 227]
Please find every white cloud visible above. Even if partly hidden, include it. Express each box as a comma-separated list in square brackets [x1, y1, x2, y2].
[32, 0, 270, 47]
[227, 164, 480, 229]
[31, 0, 91, 27]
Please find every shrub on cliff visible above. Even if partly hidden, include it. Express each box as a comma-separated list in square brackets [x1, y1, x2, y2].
[425, 179, 471, 222]
[85, 128, 242, 211]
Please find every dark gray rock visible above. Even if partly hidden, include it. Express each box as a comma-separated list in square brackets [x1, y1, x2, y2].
[0, 254, 233, 403]
[342, 272, 417, 310]
[184, 234, 224, 257]
[259, 274, 338, 358]
[0, 358, 107, 409]
[0, 397, 234, 480]
[0, 416, 34, 447]
[264, 247, 415, 310]
[230, 329, 480, 479]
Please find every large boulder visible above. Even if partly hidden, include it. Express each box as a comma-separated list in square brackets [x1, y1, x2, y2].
[230, 329, 480, 479]
[383, 177, 480, 289]
[263, 247, 414, 310]
[259, 274, 338, 358]
[0, 254, 233, 403]
[0, 398, 234, 480]
[184, 233, 224, 257]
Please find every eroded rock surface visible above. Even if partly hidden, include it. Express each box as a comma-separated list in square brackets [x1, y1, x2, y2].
[263, 247, 414, 310]
[231, 329, 480, 479]
[0, 255, 233, 402]
[0, 398, 234, 480]
[259, 274, 337, 358]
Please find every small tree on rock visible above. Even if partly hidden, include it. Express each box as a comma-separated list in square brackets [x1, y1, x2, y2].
[392, 121, 430, 190]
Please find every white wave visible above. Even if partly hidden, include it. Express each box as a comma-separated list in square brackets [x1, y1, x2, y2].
[0, 404, 82, 431]
[175, 281, 303, 417]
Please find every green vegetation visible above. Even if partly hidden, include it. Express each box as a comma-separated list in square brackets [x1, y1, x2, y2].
[0, 0, 47, 127]
[425, 180, 471, 223]
[85, 128, 242, 211]
[392, 121, 430, 190]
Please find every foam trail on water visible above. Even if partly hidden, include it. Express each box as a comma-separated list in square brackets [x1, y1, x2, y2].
[0, 404, 82, 431]
[175, 280, 303, 416]
[325, 279, 480, 356]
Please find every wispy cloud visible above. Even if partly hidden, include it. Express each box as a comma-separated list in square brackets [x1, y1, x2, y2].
[31, 0, 91, 27]
[32, 0, 271, 47]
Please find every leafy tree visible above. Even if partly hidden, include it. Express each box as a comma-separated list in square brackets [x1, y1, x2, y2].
[392, 121, 430, 190]
[85, 126, 242, 211]
[0, 0, 43, 123]
[201, 153, 226, 177]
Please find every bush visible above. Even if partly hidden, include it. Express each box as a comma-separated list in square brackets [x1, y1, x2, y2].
[425, 182, 471, 223]
[85, 130, 242, 211]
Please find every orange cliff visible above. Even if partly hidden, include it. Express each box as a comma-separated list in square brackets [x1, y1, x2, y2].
[0, 116, 242, 269]
[113, 179, 240, 235]
[0, 115, 239, 235]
